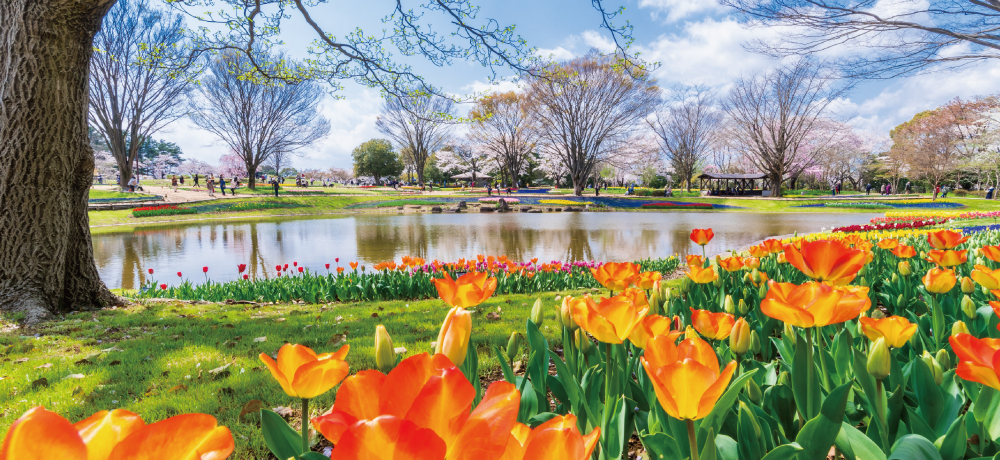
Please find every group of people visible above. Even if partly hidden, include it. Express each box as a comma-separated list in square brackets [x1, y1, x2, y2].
[865, 182, 912, 195]
[203, 175, 241, 197]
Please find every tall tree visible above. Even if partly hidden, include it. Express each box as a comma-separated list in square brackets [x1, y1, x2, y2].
[353, 139, 404, 184]
[525, 52, 660, 196]
[722, 60, 844, 197]
[890, 109, 965, 198]
[375, 94, 456, 188]
[648, 87, 721, 191]
[88, 0, 192, 189]
[469, 92, 537, 187]
[189, 52, 330, 189]
[436, 141, 491, 184]
[722, 0, 1000, 77]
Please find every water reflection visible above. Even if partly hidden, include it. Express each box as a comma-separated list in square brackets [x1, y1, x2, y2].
[93, 212, 881, 289]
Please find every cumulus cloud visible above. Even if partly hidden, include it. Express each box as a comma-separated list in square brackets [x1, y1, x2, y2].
[462, 79, 523, 94]
[638, 0, 727, 22]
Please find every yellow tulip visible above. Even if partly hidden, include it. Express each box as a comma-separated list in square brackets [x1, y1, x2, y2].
[259, 344, 350, 399]
[435, 307, 472, 366]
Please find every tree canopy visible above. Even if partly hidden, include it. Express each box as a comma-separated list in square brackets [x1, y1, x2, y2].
[352, 139, 404, 184]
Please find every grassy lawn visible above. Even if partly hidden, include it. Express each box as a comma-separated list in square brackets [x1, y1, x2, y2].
[0, 288, 632, 458]
[89, 189, 156, 200]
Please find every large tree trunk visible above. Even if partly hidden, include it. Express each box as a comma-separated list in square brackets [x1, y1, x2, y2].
[0, 0, 124, 323]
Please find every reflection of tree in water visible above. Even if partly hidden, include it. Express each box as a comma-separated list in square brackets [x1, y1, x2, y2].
[354, 215, 430, 262]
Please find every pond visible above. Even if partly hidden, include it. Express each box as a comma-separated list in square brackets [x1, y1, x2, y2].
[93, 211, 882, 289]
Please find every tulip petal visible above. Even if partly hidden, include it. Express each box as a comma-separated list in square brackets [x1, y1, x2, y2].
[311, 410, 358, 446]
[498, 424, 531, 460]
[404, 367, 476, 447]
[949, 334, 999, 367]
[381, 353, 442, 418]
[334, 416, 446, 460]
[521, 426, 586, 460]
[642, 358, 681, 419]
[760, 298, 815, 328]
[661, 360, 717, 420]
[571, 298, 623, 344]
[697, 361, 737, 420]
[956, 362, 1000, 391]
[290, 356, 350, 399]
[74, 409, 145, 460]
[676, 337, 721, 375]
[258, 353, 296, 398]
[643, 335, 680, 370]
[330, 370, 385, 421]
[107, 414, 234, 460]
[0, 407, 87, 460]
[276, 344, 318, 387]
[463, 382, 521, 449]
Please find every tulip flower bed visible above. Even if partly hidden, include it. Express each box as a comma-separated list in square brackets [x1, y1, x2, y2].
[831, 218, 949, 233]
[130, 204, 198, 218]
[479, 197, 520, 203]
[640, 202, 714, 209]
[134, 256, 681, 304]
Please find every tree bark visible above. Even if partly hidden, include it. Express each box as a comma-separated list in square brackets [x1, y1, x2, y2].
[0, 0, 124, 323]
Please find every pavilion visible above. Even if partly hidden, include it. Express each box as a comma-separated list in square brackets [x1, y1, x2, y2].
[697, 172, 771, 196]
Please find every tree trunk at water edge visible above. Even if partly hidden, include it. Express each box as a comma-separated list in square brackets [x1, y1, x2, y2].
[0, 0, 124, 323]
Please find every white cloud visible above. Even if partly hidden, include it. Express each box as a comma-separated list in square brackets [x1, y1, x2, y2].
[638, 0, 727, 22]
[536, 46, 576, 62]
[462, 79, 522, 94]
[580, 30, 617, 53]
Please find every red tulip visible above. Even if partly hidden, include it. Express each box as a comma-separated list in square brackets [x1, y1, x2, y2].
[176, 272, 182, 277]
[690, 228, 714, 246]
[238, 264, 246, 273]
[293, 261, 298, 266]
[159, 284, 167, 290]
[336, 258, 340, 263]
[242, 274, 249, 280]
[298, 267, 304, 273]
[202, 267, 208, 273]
[283, 264, 289, 270]
[275, 265, 281, 271]
[147, 268, 154, 275]
[325, 264, 331, 269]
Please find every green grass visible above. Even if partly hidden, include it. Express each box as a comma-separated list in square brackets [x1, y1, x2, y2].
[89, 189, 156, 200]
[0, 287, 662, 458]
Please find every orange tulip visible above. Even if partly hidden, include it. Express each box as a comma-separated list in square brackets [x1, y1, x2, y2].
[350, 261, 359, 269]
[949, 334, 1000, 390]
[259, 344, 350, 399]
[877, 238, 899, 250]
[313, 353, 521, 458]
[635, 271, 663, 290]
[923, 268, 957, 294]
[434, 271, 498, 309]
[748, 245, 767, 258]
[926, 249, 968, 267]
[498, 415, 600, 460]
[784, 239, 865, 284]
[759, 281, 866, 328]
[74, 410, 145, 460]
[690, 228, 714, 246]
[927, 229, 969, 250]
[841, 285, 872, 312]
[619, 288, 650, 311]
[686, 264, 718, 284]
[971, 265, 1000, 290]
[435, 307, 472, 366]
[891, 245, 917, 258]
[590, 262, 640, 291]
[628, 314, 680, 349]
[777, 252, 788, 264]
[690, 308, 736, 340]
[744, 257, 761, 270]
[569, 294, 649, 344]
[762, 238, 785, 254]
[859, 316, 918, 348]
[686, 254, 704, 266]
[641, 335, 737, 420]
[747, 270, 770, 288]
[716, 255, 744, 272]
[0, 407, 234, 460]
[982, 245, 1000, 263]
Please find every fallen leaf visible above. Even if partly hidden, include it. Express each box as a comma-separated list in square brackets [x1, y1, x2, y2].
[209, 362, 232, 376]
[108, 360, 122, 366]
[253, 337, 267, 343]
[32, 377, 48, 388]
[71, 386, 84, 396]
[35, 363, 52, 369]
[239, 400, 264, 419]
[486, 312, 501, 321]
[274, 318, 286, 323]
[222, 324, 235, 329]
[64, 374, 86, 379]
[168, 384, 188, 393]
[272, 406, 295, 418]
[394, 347, 408, 354]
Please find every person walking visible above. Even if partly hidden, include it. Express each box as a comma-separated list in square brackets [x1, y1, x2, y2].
[934, 185, 940, 200]
[127, 176, 137, 192]
[865, 183, 871, 195]
[193, 174, 200, 186]
[219, 176, 227, 196]
[207, 175, 215, 197]
[272, 178, 280, 197]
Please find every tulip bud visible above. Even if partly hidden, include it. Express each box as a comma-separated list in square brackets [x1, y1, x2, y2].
[961, 277, 975, 294]
[777, 253, 787, 264]
[985, 286, 992, 296]
[935, 349, 951, 371]
[553, 306, 563, 329]
[976, 256, 986, 266]
[730, 318, 751, 355]
[962, 295, 977, 319]
[751, 269, 762, 284]
[898, 261, 912, 276]
[920, 351, 944, 385]
[859, 277, 869, 288]
[891, 273, 899, 283]
[897, 294, 906, 308]
[712, 275, 723, 288]
[783, 323, 796, 345]
[560, 297, 578, 331]
[758, 284, 768, 299]
[574, 329, 592, 353]
[750, 330, 761, 355]
[858, 264, 868, 277]
[375, 325, 396, 374]
[952, 320, 971, 337]
[724, 295, 736, 315]
[435, 307, 472, 366]
[648, 290, 661, 316]
[738, 298, 749, 315]
[530, 298, 544, 326]
[680, 277, 692, 294]
[745, 379, 763, 404]
[742, 287, 750, 299]
[870, 309, 886, 320]
[685, 326, 700, 340]
[919, 251, 927, 260]
[506, 332, 522, 363]
[867, 337, 891, 380]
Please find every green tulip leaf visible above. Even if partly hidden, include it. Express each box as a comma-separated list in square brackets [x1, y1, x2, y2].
[760, 443, 804, 460]
[795, 382, 852, 460]
[260, 409, 304, 460]
[935, 417, 966, 460]
[697, 369, 757, 444]
[835, 422, 887, 460]
[888, 435, 942, 460]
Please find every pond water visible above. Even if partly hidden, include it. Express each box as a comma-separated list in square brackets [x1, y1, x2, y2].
[93, 211, 882, 289]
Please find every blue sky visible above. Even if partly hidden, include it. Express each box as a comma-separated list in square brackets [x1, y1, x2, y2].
[159, 0, 1000, 170]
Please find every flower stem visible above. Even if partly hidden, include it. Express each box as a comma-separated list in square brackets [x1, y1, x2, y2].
[875, 379, 889, 453]
[301, 398, 310, 454]
[816, 328, 832, 390]
[604, 342, 614, 457]
[805, 328, 818, 419]
[687, 419, 700, 460]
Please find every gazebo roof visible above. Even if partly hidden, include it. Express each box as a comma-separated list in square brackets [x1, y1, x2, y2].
[697, 173, 767, 180]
